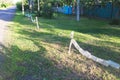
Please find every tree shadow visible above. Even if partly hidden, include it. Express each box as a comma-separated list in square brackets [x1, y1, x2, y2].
[39, 17, 120, 38]
[15, 28, 120, 79]
[12, 11, 120, 38]
[17, 29, 120, 63]
[6, 13, 120, 79]
[0, 43, 9, 80]
[76, 41, 120, 64]
[0, 41, 107, 80]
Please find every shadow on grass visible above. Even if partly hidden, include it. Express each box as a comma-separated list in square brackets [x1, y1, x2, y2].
[6, 13, 120, 79]
[77, 41, 120, 63]
[18, 29, 70, 46]
[1, 40, 106, 80]
[16, 28, 120, 79]
[18, 29, 120, 63]
[38, 17, 120, 38]
[13, 12, 120, 38]
[0, 43, 10, 80]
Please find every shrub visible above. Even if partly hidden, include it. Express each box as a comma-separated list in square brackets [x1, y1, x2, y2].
[16, 2, 29, 11]
[109, 19, 120, 25]
[16, 2, 22, 11]
[42, 2, 54, 18]
[53, 12, 58, 18]
[1, 3, 6, 8]
[36, 11, 42, 17]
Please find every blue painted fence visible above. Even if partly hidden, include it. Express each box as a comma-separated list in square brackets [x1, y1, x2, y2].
[55, 3, 119, 19]
[84, 3, 119, 19]
[63, 6, 72, 14]
[55, 5, 72, 14]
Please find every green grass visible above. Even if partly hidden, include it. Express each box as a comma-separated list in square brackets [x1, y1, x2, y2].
[1, 11, 120, 80]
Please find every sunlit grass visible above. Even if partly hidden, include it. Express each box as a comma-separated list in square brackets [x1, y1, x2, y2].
[3, 11, 120, 80]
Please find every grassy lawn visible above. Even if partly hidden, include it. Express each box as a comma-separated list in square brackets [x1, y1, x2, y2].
[2, 11, 120, 80]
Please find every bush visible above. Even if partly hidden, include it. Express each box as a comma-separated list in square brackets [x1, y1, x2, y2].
[53, 12, 58, 18]
[42, 2, 54, 18]
[16, 2, 22, 11]
[36, 11, 42, 17]
[109, 19, 120, 25]
[16, 2, 29, 11]
[1, 3, 6, 8]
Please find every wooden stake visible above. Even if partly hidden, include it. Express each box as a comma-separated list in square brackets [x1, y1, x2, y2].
[68, 31, 74, 53]
[36, 17, 39, 29]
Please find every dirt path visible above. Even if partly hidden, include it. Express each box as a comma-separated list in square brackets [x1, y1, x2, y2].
[0, 6, 16, 79]
[0, 6, 16, 44]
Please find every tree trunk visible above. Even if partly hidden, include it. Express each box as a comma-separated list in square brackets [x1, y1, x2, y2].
[22, 0, 25, 15]
[29, 0, 33, 13]
[77, 0, 80, 21]
[111, 1, 113, 19]
[38, 0, 40, 12]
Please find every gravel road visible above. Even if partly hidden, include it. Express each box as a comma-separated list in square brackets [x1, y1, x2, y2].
[0, 6, 16, 44]
[0, 6, 16, 79]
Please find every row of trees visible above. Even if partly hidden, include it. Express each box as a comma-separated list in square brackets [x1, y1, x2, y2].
[19, 0, 56, 18]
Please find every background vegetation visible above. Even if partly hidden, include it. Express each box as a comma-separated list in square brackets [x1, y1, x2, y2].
[16, 0, 120, 24]
[0, 0, 13, 8]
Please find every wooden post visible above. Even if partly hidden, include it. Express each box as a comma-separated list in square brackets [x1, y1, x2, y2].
[31, 16, 33, 22]
[68, 31, 74, 53]
[70, 31, 74, 39]
[36, 17, 39, 29]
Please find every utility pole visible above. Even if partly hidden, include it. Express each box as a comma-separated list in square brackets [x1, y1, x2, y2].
[77, 0, 80, 21]
[22, 0, 25, 15]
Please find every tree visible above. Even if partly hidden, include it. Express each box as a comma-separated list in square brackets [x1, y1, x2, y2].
[22, 0, 25, 15]
[28, 0, 34, 13]
[77, 0, 80, 21]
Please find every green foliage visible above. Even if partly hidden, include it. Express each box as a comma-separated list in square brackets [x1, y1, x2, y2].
[16, 2, 22, 11]
[60, 0, 73, 5]
[79, 0, 120, 9]
[0, 0, 13, 7]
[1, 3, 6, 8]
[16, 2, 29, 11]
[53, 12, 58, 18]
[33, 0, 55, 17]
[42, 2, 54, 18]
